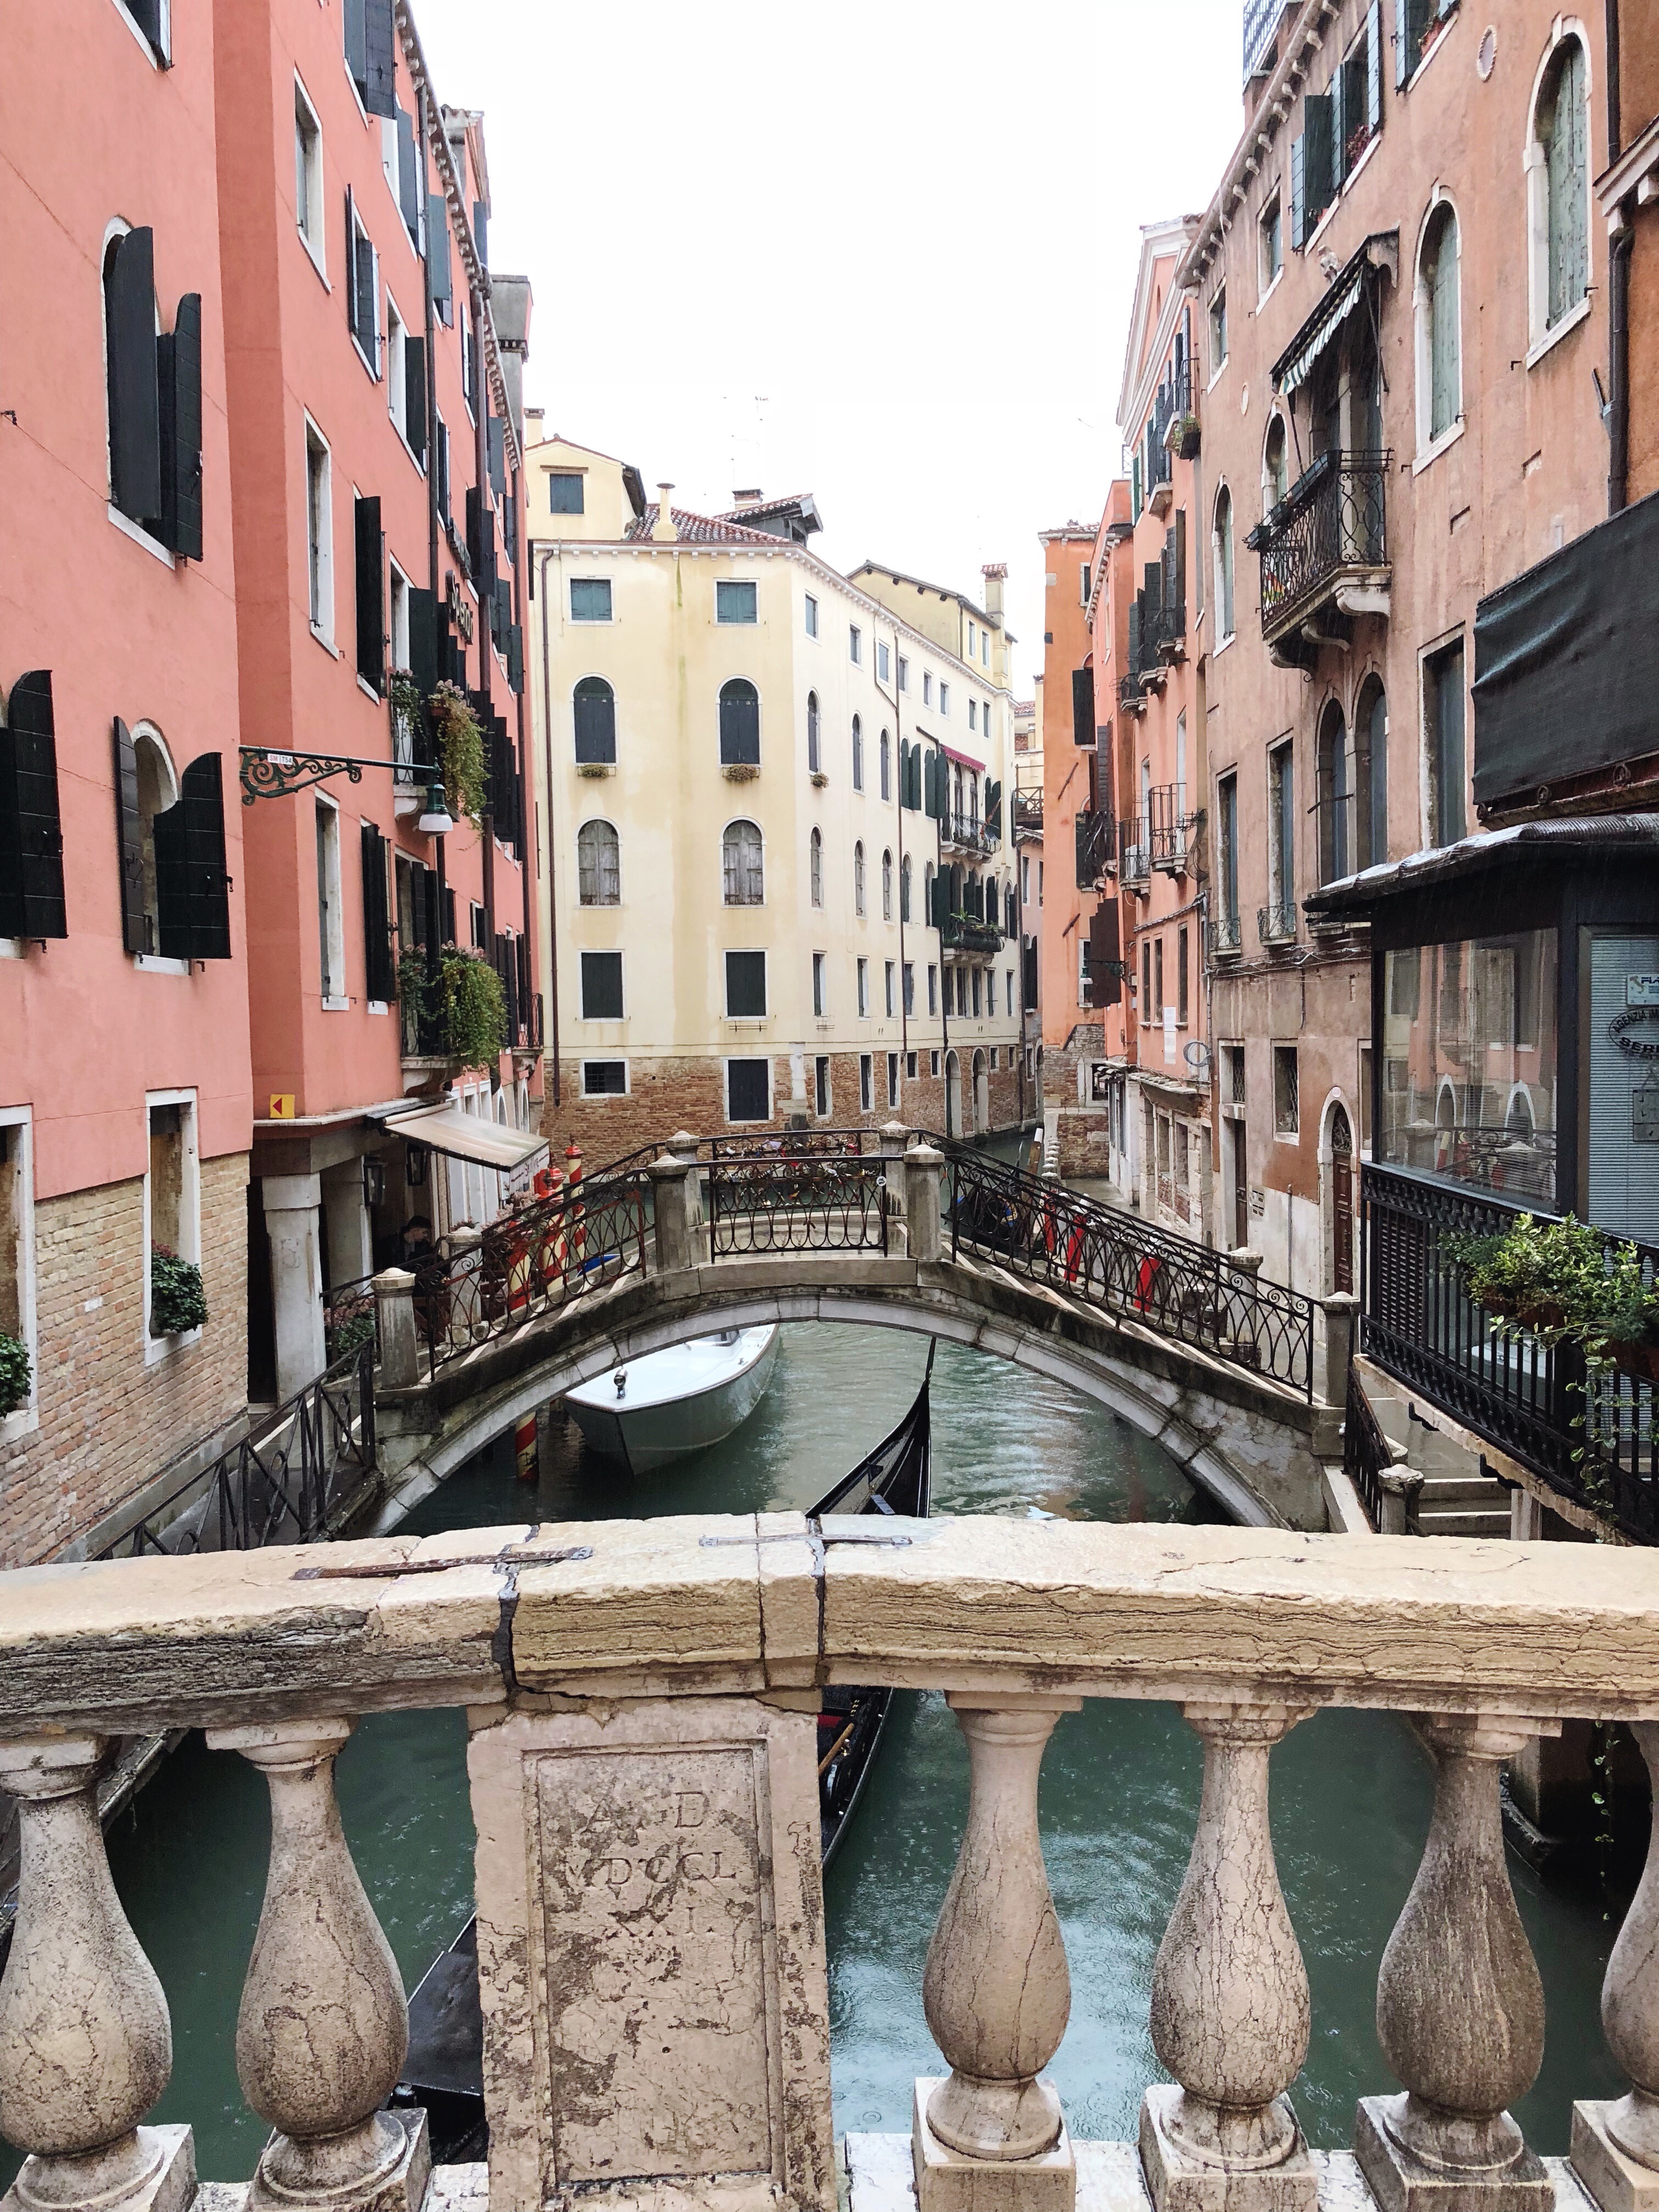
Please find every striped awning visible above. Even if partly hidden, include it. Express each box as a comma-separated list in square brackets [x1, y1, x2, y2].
[1272, 232, 1399, 397]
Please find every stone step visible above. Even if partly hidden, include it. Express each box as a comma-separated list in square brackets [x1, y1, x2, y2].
[1415, 1506, 1512, 1538]
[1415, 1474, 1509, 1505]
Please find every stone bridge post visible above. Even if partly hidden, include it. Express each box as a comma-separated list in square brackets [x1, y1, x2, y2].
[905, 1142, 945, 1264]
[372, 1268, 419, 1390]
[648, 1155, 695, 1274]
[879, 1122, 910, 1256]
[665, 1132, 708, 1262]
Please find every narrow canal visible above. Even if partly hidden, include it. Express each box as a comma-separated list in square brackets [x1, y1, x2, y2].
[84, 1322, 1622, 2183]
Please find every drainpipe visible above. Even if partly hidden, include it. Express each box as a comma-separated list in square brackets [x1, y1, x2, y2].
[1609, 222, 1634, 516]
[418, 95, 444, 984]
[874, 633, 905, 1062]
[1606, 0, 1622, 163]
[537, 544, 561, 1109]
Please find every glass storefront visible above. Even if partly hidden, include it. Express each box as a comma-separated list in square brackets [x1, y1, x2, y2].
[1379, 929, 1557, 1203]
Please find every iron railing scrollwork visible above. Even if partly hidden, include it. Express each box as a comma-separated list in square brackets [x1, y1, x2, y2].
[1246, 449, 1390, 638]
[1258, 901, 1297, 945]
[943, 1144, 1315, 1399]
[96, 1343, 378, 1560]
[1362, 1163, 1659, 1542]
[708, 1146, 890, 1258]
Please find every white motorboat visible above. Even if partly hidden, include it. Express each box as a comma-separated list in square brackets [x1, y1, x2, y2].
[563, 1324, 780, 1472]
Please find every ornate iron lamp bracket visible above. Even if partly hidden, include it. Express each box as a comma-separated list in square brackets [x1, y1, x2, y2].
[238, 748, 436, 805]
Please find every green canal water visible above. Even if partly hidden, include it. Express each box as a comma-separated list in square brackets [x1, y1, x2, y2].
[75, 1322, 1624, 2182]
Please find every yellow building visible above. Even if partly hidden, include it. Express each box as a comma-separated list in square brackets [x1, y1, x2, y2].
[524, 426, 1024, 1151]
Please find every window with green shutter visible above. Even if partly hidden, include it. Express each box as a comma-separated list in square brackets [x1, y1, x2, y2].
[1543, 39, 1588, 329]
[1421, 203, 1460, 441]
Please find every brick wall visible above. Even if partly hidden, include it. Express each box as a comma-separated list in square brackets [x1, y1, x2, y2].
[1042, 1028, 1113, 1179]
[546, 1052, 1029, 1170]
[0, 1152, 250, 1568]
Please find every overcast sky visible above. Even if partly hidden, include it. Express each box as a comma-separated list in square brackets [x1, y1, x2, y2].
[414, 0, 1248, 698]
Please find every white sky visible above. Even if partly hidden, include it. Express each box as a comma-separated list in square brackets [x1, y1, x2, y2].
[414, 0, 1248, 698]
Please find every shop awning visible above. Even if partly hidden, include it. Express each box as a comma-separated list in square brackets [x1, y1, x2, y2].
[1272, 232, 1398, 397]
[378, 1101, 549, 1174]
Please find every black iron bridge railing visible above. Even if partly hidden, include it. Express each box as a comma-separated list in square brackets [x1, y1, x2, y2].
[1362, 1163, 1659, 1543]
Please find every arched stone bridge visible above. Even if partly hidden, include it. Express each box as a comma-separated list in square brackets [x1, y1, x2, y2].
[363, 1131, 1352, 1533]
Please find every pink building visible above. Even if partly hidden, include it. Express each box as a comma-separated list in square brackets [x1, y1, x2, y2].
[215, 1, 538, 1397]
[0, 0, 253, 1567]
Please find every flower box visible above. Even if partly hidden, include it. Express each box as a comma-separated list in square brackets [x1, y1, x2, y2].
[723, 762, 760, 782]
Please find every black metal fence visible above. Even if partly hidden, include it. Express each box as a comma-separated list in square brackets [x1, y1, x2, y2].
[1362, 1163, 1659, 1541]
[944, 1146, 1315, 1398]
[1247, 449, 1390, 637]
[709, 1148, 891, 1258]
[96, 1342, 378, 1560]
[1343, 1358, 1390, 1530]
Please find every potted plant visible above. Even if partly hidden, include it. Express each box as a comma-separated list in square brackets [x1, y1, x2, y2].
[428, 681, 488, 827]
[0, 1330, 30, 1417]
[723, 761, 760, 783]
[1167, 413, 1201, 461]
[151, 1245, 208, 1336]
[1447, 1214, 1659, 1375]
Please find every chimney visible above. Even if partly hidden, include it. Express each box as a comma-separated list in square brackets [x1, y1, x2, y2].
[652, 482, 677, 544]
[732, 488, 763, 508]
[981, 562, 1007, 625]
[523, 405, 545, 445]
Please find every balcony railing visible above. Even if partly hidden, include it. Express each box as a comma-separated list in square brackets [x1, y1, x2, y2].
[1011, 789, 1042, 838]
[940, 912, 1002, 953]
[1258, 900, 1297, 945]
[1213, 910, 1242, 955]
[1120, 825, 1152, 885]
[9, 1509, 1659, 2212]
[1075, 807, 1114, 888]
[1145, 597, 1186, 662]
[944, 812, 997, 855]
[1362, 1162, 1659, 1542]
[1148, 785, 1197, 872]
[1246, 449, 1391, 647]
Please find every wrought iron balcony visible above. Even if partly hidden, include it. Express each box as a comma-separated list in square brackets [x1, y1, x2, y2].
[1145, 599, 1187, 663]
[1213, 910, 1243, 956]
[940, 912, 1003, 953]
[1118, 672, 1146, 718]
[943, 812, 996, 857]
[1120, 825, 1152, 887]
[1257, 900, 1297, 946]
[1246, 449, 1391, 662]
[1148, 786, 1197, 873]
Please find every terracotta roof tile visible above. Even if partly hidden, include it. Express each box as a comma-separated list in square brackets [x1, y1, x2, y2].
[623, 504, 782, 546]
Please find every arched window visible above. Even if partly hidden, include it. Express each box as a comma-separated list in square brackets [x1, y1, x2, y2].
[1531, 37, 1589, 341]
[1213, 486, 1235, 641]
[129, 725, 177, 953]
[1417, 201, 1462, 448]
[924, 861, 936, 928]
[880, 730, 891, 800]
[851, 714, 864, 791]
[882, 848, 893, 920]
[901, 853, 912, 922]
[577, 819, 620, 906]
[1263, 416, 1289, 513]
[1355, 676, 1388, 870]
[574, 676, 617, 764]
[1317, 703, 1350, 884]
[854, 839, 866, 917]
[809, 826, 823, 909]
[719, 678, 760, 766]
[723, 817, 764, 905]
[952, 765, 963, 825]
[806, 690, 821, 775]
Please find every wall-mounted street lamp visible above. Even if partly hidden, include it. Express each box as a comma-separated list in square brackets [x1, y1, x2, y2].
[416, 780, 455, 836]
[363, 1155, 387, 1210]
[238, 747, 443, 809]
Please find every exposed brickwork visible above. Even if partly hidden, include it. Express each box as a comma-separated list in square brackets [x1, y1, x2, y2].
[544, 1052, 1028, 1168]
[1043, 1026, 1113, 1178]
[0, 1153, 250, 1569]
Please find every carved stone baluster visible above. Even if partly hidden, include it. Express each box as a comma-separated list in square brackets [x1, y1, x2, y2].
[915, 1692, 1081, 2211]
[1141, 1700, 1317, 2212]
[1356, 1714, 1556, 2212]
[205, 1720, 429, 2212]
[0, 1736, 195, 2212]
[1574, 1720, 1659, 2212]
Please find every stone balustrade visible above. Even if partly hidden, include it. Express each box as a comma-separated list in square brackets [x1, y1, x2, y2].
[4, 1519, 1659, 2212]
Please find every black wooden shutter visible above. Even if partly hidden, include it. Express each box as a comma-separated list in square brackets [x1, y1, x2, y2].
[1, 673, 67, 940]
[501, 490, 517, 567]
[442, 885, 456, 944]
[344, 0, 368, 99]
[396, 107, 422, 239]
[516, 933, 532, 1041]
[1304, 93, 1334, 229]
[126, 0, 166, 57]
[112, 719, 148, 953]
[472, 200, 490, 269]
[1290, 133, 1307, 249]
[488, 415, 506, 496]
[1173, 509, 1187, 627]
[1089, 900, 1122, 1008]
[1072, 667, 1093, 747]
[1367, 0, 1383, 124]
[363, 0, 397, 115]
[404, 336, 427, 460]
[345, 187, 359, 338]
[108, 229, 162, 526]
[507, 624, 523, 695]
[465, 486, 482, 582]
[354, 496, 385, 690]
[157, 293, 204, 561]
[356, 237, 380, 371]
[409, 586, 437, 700]
[1127, 596, 1142, 679]
[155, 753, 230, 961]
[494, 577, 512, 650]
[427, 199, 452, 308]
[361, 823, 396, 1000]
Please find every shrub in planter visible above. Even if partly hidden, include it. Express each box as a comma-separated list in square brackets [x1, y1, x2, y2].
[430, 681, 488, 828]
[1447, 1214, 1659, 1365]
[400, 947, 507, 1069]
[325, 1312, 377, 1366]
[0, 1330, 30, 1417]
[151, 1246, 208, 1336]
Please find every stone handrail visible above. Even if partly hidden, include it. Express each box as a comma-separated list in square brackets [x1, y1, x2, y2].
[5, 1520, 1659, 2212]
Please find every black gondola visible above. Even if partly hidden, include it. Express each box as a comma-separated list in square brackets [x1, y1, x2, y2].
[391, 1346, 935, 2163]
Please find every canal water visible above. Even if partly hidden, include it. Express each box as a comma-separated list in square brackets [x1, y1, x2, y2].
[79, 1320, 1623, 2184]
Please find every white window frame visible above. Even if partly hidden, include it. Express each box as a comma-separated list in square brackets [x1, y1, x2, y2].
[897, 655, 910, 693]
[143, 1086, 201, 1365]
[579, 950, 627, 1022]
[1207, 284, 1229, 384]
[387, 290, 409, 442]
[295, 74, 327, 281]
[887, 1052, 900, 1111]
[968, 699, 977, 732]
[849, 624, 862, 665]
[577, 817, 623, 908]
[923, 671, 933, 706]
[347, 198, 381, 381]
[940, 681, 950, 715]
[860, 1054, 873, 1114]
[1212, 481, 1235, 647]
[388, 559, 411, 672]
[815, 1055, 832, 1119]
[716, 577, 759, 625]
[876, 639, 889, 682]
[1523, 24, 1595, 366]
[812, 951, 828, 1019]
[885, 959, 896, 1018]
[804, 592, 819, 637]
[569, 576, 614, 624]
[580, 1059, 631, 1098]
[1260, 188, 1284, 300]
[304, 414, 335, 647]
[724, 1056, 773, 1125]
[1413, 190, 1465, 467]
[315, 794, 347, 1008]
[111, 0, 169, 66]
[857, 956, 870, 1018]
[0, 1105, 39, 1441]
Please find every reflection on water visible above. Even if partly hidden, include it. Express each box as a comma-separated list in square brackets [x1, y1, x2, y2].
[82, 1322, 1617, 2183]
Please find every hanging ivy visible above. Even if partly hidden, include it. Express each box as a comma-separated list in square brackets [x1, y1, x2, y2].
[399, 947, 506, 1069]
[430, 681, 487, 828]
[0, 1331, 30, 1417]
[151, 1246, 208, 1335]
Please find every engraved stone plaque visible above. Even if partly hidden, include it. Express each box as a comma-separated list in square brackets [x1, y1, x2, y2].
[468, 1695, 834, 2212]
[535, 1743, 773, 2182]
